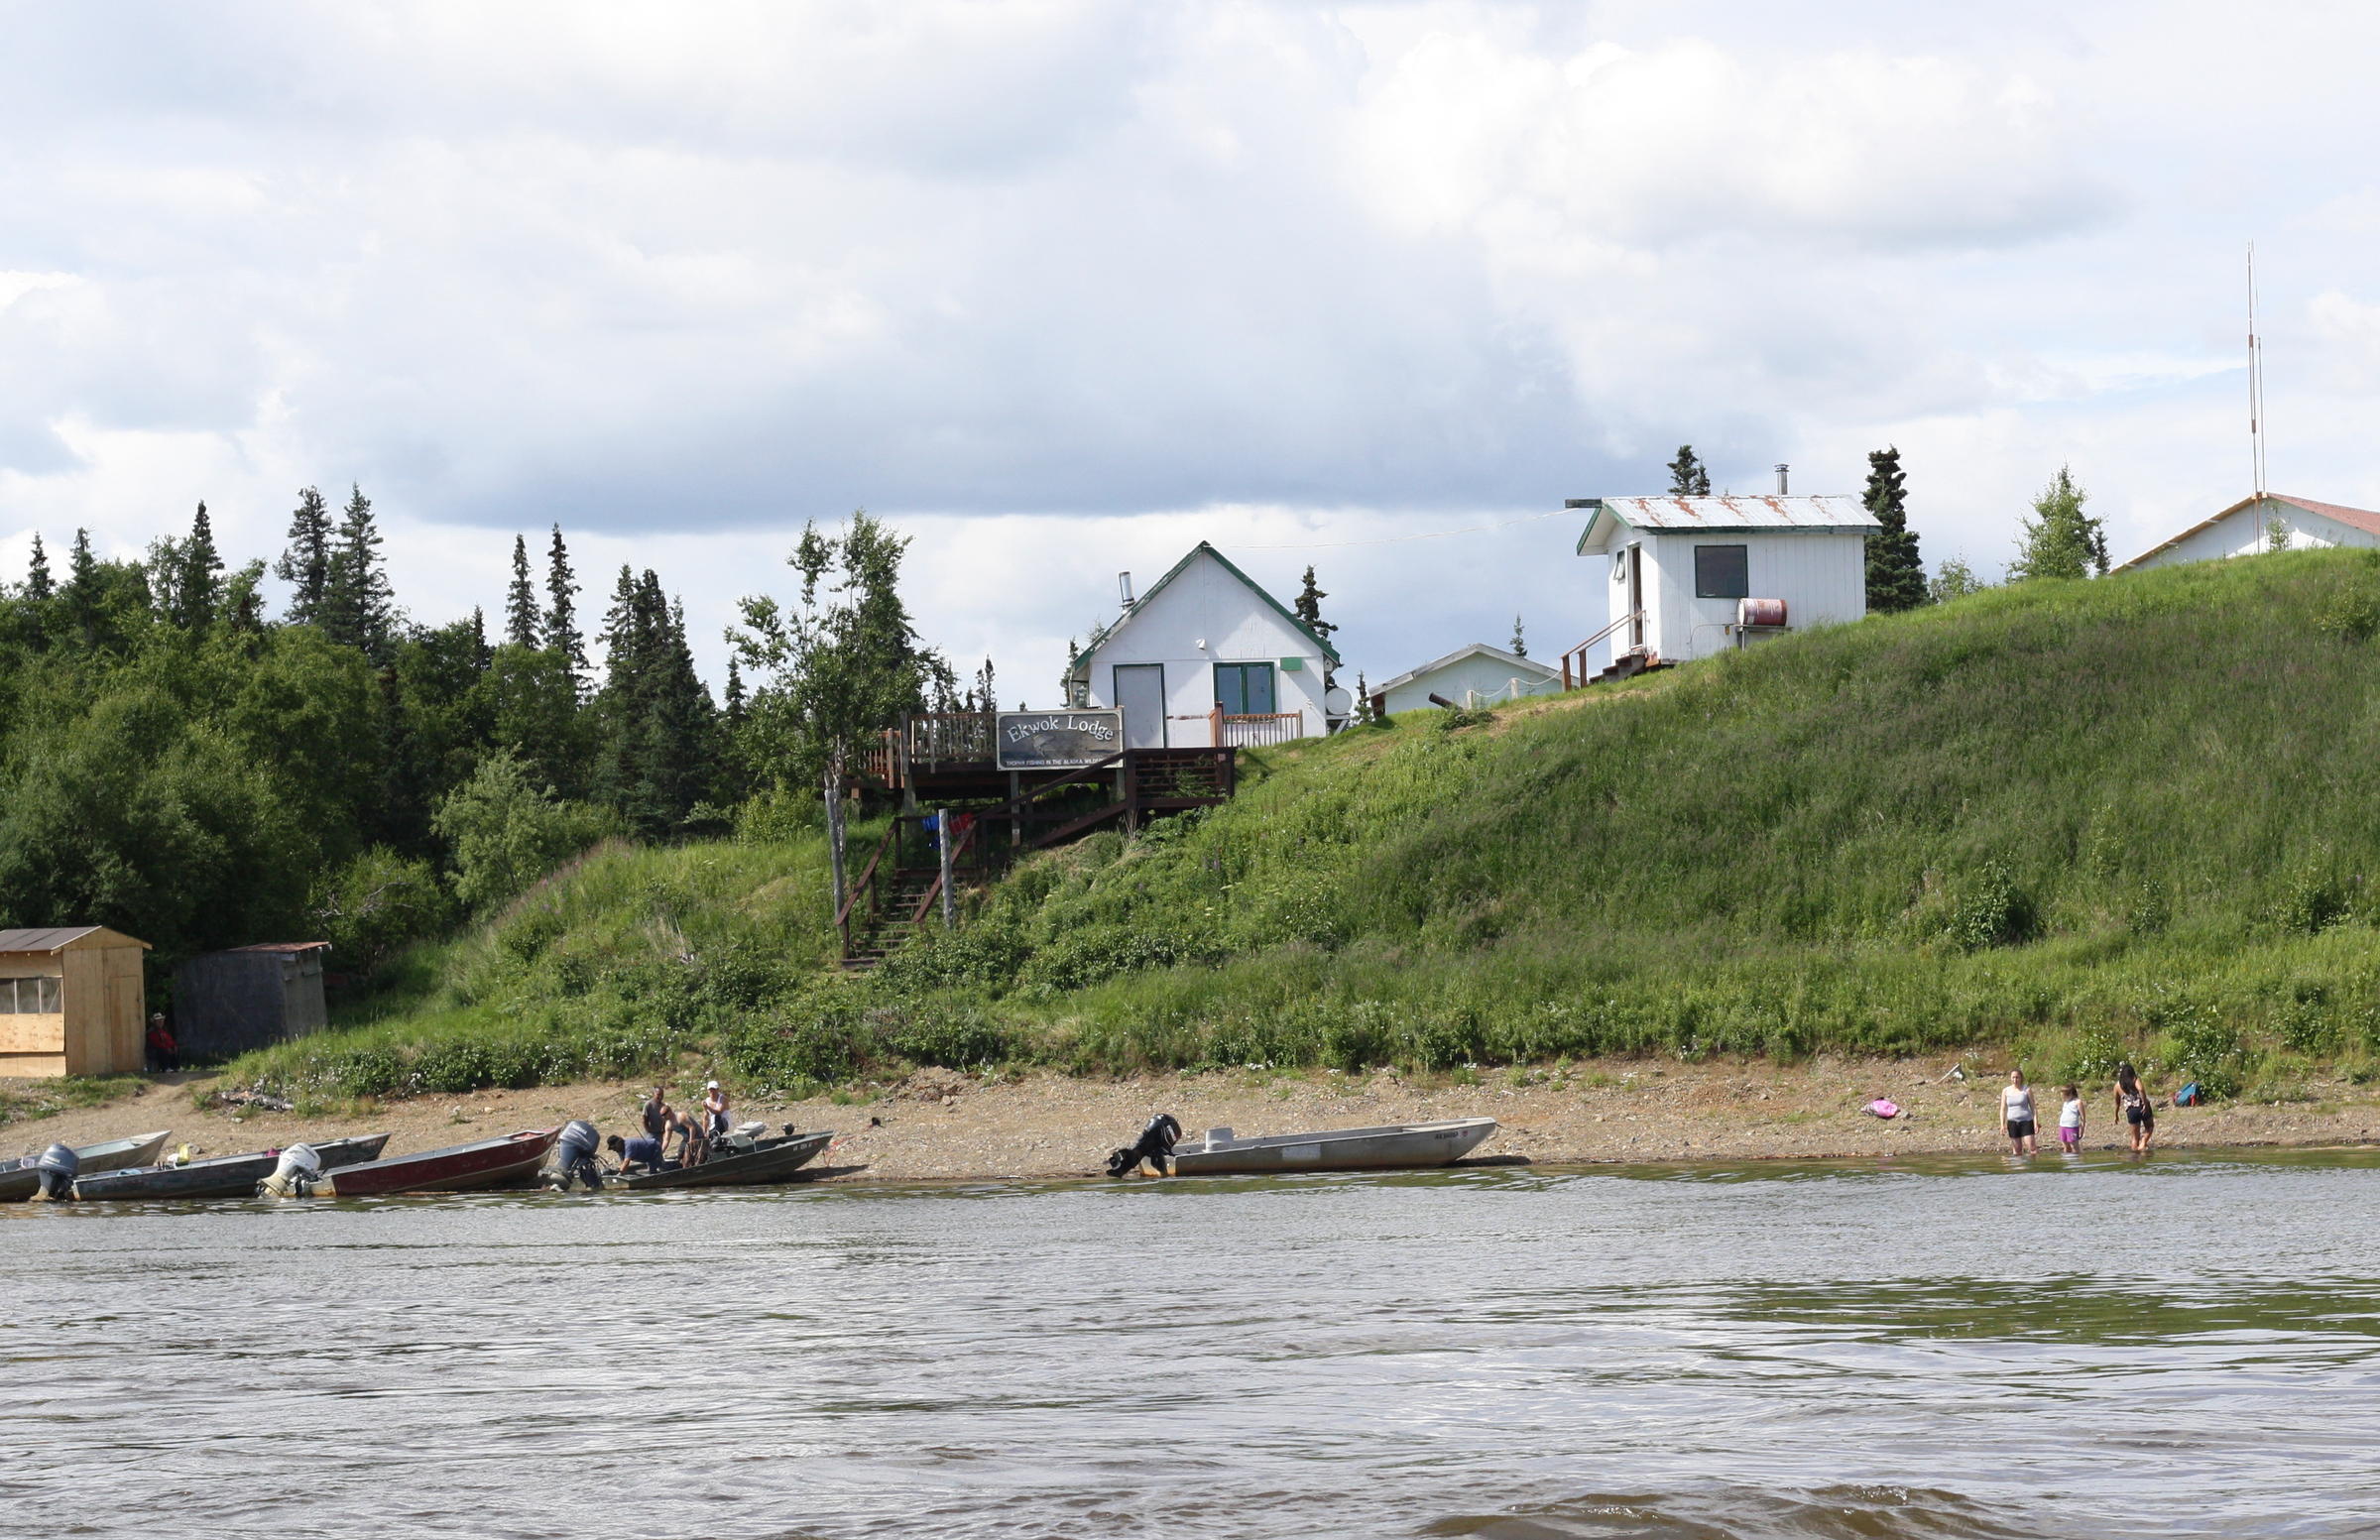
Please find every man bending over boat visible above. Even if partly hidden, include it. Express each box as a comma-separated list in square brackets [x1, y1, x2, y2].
[608, 1131, 668, 1174]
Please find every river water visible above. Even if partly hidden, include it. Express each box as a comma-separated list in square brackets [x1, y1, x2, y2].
[4, 1147, 2378, 1539]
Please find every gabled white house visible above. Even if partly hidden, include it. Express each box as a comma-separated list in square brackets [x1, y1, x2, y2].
[1064, 542, 1340, 748]
[1370, 644, 1558, 717]
[2114, 493, 2380, 572]
[1571, 490, 1879, 676]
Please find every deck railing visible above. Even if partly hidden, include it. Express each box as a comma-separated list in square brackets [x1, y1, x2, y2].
[903, 711, 998, 770]
[1209, 708, 1305, 748]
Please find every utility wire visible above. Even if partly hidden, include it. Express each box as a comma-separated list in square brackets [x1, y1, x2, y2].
[1226, 505, 1572, 551]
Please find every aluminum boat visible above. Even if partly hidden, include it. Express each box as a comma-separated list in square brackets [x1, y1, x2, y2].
[1166, 1117, 1497, 1176]
[609, 1127, 835, 1191]
[73, 1134, 392, 1200]
[0, 1129, 172, 1201]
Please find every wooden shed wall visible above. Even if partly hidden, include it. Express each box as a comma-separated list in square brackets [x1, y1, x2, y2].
[0, 941, 144, 1079]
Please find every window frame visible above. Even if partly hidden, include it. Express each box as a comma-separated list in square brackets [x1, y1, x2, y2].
[1694, 542, 1750, 600]
[1213, 660, 1278, 716]
[0, 975, 62, 1013]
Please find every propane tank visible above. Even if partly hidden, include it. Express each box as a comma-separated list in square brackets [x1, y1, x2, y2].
[259, 1142, 324, 1199]
[1736, 597, 1788, 630]
[33, 1142, 78, 1201]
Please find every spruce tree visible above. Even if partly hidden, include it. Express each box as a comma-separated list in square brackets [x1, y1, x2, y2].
[174, 500, 224, 629]
[1861, 446, 1927, 613]
[973, 655, 997, 715]
[1509, 613, 1526, 657]
[1668, 445, 1713, 496]
[277, 485, 334, 624]
[504, 533, 541, 649]
[63, 530, 99, 646]
[723, 654, 746, 728]
[545, 525, 585, 689]
[2011, 466, 2108, 581]
[1293, 564, 1337, 684]
[25, 533, 51, 600]
[324, 483, 397, 655]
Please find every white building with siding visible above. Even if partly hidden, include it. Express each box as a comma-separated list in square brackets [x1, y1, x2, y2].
[1572, 492, 1880, 673]
[1064, 542, 1340, 748]
[2114, 493, 2380, 572]
[1369, 644, 1558, 717]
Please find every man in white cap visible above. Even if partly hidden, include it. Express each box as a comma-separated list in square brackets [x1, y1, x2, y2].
[701, 1079, 732, 1142]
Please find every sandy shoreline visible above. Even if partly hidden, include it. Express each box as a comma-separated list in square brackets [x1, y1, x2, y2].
[9, 1054, 2380, 1183]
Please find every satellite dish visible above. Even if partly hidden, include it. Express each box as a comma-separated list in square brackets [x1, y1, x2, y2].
[1323, 685, 1353, 718]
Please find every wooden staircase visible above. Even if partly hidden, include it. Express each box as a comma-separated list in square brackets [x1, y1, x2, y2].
[840, 868, 943, 970]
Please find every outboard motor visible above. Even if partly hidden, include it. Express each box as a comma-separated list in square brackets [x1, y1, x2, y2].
[549, 1120, 604, 1191]
[259, 1142, 324, 1199]
[32, 1142, 77, 1201]
[1105, 1113, 1182, 1178]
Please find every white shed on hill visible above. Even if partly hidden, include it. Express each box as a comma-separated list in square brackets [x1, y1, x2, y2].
[1064, 542, 1341, 748]
[1570, 490, 1879, 678]
[1370, 644, 1558, 717]
[2114, 493, 2380, 572]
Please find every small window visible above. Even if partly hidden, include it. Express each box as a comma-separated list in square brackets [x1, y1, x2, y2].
[1214, 661, 1277, 715]
[1695, 543, 1749, 599]
[0, 976, 61, 1013]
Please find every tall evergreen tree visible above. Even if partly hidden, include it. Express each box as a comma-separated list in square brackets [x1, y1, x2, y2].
[1862, 446, 1927, 613]
[1293, 564, 1337, 684]
[1667, 444, 1713, 496]
[723, 654, 746, 728]
[25, 533, 52, 600]
[1509, 613, 1526, 657]
[545, 525, 585, 689]
[173, 501, 224, 630]
[323, 483, 397, 655]
[2011, 466, 2108, 581]
[277, 485, 334, 624]
[504, 533, 541, 650]
[63, 529, 99, 646]
[973, 655, 997, 714]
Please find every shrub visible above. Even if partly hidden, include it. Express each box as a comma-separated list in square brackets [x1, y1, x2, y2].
[1948, 862, 2037, 951]
[2161, 1005, 2249, 1100]
[308, 847, 453, 977]
[889, 1006, 1012, 1069]
[433, 751, 619, 912]
[2277, 987, 2340, 1055]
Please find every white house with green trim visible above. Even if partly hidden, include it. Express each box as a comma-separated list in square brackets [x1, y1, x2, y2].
[1063, 542, 1341, 748]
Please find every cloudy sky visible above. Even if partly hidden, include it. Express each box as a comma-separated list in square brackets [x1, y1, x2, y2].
[4, 1, 2378, 695]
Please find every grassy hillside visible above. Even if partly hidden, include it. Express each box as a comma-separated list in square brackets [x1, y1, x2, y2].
[241, 549, 2380, 1104]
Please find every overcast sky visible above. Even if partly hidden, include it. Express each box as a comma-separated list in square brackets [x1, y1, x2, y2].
[5, 1, 2378, 697]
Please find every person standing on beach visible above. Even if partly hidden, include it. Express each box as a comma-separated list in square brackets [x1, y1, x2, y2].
[2057, 1084, 2084, 1153]
[2114, 1063, 2156, 1153]
[1999, 1069, 2038, 1155]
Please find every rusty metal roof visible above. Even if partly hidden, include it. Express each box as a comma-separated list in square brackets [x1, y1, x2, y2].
[1576, 494, 1880, 554]
[0, 925, 151, 953]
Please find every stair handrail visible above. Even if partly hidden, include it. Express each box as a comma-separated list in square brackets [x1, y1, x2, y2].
[908, 819, 979, 926]
[835, 822, 898, 952]
[1561, 609, 1644, 687]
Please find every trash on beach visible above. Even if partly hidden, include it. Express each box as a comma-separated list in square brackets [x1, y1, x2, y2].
[1865, 1099, 1902, 1120]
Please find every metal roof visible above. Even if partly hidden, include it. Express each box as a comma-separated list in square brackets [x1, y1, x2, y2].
[1575, 494, 1880, 554]
[1067, 541, 1343, 681]
[1370, 643, 1558, 697]
[223, 941, 333, 954]
[0, 925, 149, 954]
[2113, 493, 2380, 571]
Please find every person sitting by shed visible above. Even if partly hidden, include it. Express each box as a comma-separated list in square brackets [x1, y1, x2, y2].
[146, 1013, 178, 1073]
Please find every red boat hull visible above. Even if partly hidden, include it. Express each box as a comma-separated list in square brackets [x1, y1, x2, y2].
[322, 1127, 558, 1196]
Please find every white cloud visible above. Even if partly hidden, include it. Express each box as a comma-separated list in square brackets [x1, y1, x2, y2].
[3, 1, 2380, 692]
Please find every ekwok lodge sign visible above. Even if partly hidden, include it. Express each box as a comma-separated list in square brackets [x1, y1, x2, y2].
[995, 710, 1122, 770]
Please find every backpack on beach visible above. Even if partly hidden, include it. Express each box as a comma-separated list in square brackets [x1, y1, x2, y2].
[2173, 1082, 2202, 1107]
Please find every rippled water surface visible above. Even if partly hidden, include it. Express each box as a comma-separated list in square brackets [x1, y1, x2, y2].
[5, 1148, 2379, 1539]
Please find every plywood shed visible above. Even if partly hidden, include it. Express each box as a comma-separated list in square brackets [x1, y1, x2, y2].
[171, 942, 331, 1061]
[0, 926, 151, 1079]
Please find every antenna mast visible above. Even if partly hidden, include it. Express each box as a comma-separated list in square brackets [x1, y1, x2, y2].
[2247, 243, 2267, 503]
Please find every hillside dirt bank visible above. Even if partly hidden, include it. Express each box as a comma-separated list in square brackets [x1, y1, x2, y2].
[10, 1055, 2380, 1180]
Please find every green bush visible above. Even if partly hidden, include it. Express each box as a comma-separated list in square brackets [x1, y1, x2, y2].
[2161, 1005, 2249, 1100]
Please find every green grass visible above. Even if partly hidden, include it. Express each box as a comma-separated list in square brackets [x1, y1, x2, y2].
[0, 1075, 145, 1127]
[237, 550, 2380, 1100]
